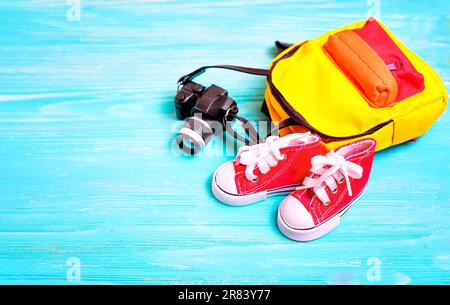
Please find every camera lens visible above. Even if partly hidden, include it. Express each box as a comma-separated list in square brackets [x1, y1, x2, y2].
[176, 116, 214, 155]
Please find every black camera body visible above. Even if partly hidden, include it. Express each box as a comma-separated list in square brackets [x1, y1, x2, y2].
[174, 81, 238, 154]
[174, 81, 205, 120]
[174, 81, 237, 121]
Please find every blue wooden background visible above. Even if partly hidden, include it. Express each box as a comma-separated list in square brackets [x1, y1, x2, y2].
[0, 0, 449, 284]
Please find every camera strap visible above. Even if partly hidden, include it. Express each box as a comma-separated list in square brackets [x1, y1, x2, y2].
[223, 113, 261, 145]
[177, 65, 270, 87]
[178, 65, 270, 146]
[274, 41, 294, 52]
[177, 62, 298, 146]
[176, 41, 294, 86]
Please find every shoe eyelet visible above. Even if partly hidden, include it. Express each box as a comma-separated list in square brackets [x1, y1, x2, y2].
[331, 188, 338, 194]
[323, 200, 331, 206]
[280, 154, 287, 160]
[337, 178, 344, 184]
[251, 177, 259, 183]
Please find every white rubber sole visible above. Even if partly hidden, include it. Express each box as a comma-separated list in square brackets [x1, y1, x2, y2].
[211, 168, 300, 206]
[277, 191, 364, 241]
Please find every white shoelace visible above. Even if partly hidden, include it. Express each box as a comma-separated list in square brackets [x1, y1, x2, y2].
[237, 133, 312, 182]
[296, 150, 363, 205]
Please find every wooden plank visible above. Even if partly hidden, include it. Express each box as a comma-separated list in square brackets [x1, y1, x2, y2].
[0, 0, 448, 284]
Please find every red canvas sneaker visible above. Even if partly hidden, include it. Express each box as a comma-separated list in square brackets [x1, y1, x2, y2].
[277, 139, 376, 241]
[212, 133, 321, 206]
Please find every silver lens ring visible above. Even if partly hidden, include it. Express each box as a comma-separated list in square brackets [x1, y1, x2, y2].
[176, 116, 213, 155]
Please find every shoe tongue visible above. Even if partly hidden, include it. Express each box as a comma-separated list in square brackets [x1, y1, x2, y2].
[328, 149, 352, 164]
[275, 132, 313, 148]
[334, 141, 367, 161]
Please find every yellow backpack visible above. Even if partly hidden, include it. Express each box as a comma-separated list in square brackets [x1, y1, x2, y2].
[178, 18, 448, 151]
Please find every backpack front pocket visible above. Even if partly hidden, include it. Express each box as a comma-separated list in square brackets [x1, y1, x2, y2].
[324, 18, 425, 108]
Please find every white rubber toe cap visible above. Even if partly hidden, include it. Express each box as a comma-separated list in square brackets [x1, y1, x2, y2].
[279, 195, 315, 230]
[214, 162, 238, 195]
